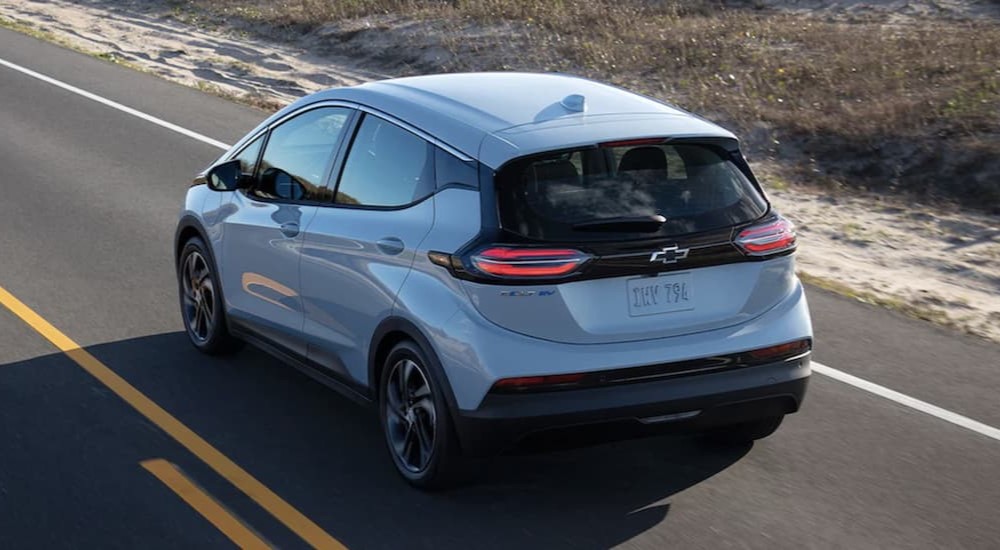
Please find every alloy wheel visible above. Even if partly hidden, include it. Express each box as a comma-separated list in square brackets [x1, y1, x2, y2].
[385, 359, 437, 473]
[181, 250, 215, 343]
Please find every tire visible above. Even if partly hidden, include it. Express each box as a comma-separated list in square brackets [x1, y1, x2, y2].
[379, 340, 464, 490]
[177, 237, 241, 355]
[706, 415, 785, 444]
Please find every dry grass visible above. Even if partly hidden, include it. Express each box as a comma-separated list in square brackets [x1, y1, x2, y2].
[166, 0, 1000, 209]
[797, 271, 955, 330]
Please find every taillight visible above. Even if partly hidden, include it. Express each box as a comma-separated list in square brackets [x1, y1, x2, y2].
[734, 215, 797, 257]
[470, 247, 591, 278]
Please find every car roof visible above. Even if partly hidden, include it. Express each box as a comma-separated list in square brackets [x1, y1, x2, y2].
[266, 73, 739, 169]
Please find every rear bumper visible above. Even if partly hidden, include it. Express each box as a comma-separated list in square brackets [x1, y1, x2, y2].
[453, 355, 810, 455]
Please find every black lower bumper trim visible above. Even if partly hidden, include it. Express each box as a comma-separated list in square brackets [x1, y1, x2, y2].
[453, 358, 809, 456]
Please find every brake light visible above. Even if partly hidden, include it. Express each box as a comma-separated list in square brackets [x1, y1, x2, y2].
[470, 247, 591, 278]
[734, 215, 797, 256]
[599, 137, 666, 148]
[492, 373, 586, 392]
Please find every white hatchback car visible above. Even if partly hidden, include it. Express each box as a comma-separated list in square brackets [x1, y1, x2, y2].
[176, 73, 813, 488]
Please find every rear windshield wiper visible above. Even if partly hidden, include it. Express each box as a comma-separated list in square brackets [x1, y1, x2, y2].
[571, 215, 667, 233]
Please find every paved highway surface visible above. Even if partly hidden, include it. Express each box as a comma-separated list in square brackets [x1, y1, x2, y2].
[1, 27, 998, 549]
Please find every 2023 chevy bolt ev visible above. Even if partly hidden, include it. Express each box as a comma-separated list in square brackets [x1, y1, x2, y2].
[176, 73, 812, 488]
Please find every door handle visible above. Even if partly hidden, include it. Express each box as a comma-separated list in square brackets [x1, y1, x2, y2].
[376, 237, 405, 256]
[280, 222, 299, 238]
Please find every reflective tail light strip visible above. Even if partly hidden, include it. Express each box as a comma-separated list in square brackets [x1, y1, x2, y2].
[490, 339, 812, 394]
[470, 247, 591, 278]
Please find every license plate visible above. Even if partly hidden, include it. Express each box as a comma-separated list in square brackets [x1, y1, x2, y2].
[627, 272, 694, 317]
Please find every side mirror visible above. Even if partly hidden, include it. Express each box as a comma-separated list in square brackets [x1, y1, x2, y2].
[207, 160, 251, 191]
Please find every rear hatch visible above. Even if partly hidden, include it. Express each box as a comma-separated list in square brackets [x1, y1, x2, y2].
[457, 138, 798, 345]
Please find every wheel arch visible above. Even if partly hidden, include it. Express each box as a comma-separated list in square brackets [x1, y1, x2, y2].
[174, 215, 211, 265]
[368, 317, 460, 414]
[174, 215, 231, 311]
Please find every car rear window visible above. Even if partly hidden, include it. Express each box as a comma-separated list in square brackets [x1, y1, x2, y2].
[496, 142, 768, 241]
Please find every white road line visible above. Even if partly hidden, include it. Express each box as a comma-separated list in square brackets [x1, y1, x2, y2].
[3, 53, 1000, 444]
[0, 56, 232, 151]
[812, 362, 1000, 442]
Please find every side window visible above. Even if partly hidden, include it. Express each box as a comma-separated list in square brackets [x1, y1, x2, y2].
[232, 134, 264, 175]
[335, 114, 434, 207]
[252, 107, 352, 202]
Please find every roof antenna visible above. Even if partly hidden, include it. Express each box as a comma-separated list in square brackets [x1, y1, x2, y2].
[560, 94, 587, 113]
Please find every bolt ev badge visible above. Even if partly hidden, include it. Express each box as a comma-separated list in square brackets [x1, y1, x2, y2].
[500, 290, 556, 297]
[650, 246, 689, 264]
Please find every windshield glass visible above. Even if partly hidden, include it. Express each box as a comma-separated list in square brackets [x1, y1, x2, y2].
[496, 142, 768, 241]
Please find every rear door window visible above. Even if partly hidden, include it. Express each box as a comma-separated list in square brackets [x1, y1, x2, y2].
[496, 142, 767, 241]
[334, 114, 434, 207]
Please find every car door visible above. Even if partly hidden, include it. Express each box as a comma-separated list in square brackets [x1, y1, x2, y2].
[221, 105, 355, 355]
[300, 113, 436, 384]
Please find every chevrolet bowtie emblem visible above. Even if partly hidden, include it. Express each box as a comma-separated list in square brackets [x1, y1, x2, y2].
[650, 245, 689, 264]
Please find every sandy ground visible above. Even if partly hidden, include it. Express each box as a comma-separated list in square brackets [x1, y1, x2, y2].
[0, 0, 378, 105]
[766, 183, 1000, 340]
[1, 0, 998, 342]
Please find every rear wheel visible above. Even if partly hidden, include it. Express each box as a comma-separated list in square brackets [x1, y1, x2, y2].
[178, 237, 241, 355]
[707, 415, 784, 444]
[379, 340, 464, 490]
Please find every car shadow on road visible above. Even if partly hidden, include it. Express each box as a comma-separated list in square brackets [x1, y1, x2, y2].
[50, 332, 752, 549]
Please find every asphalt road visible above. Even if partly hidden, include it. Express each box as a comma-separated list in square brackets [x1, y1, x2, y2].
[1, 27, 998, 549]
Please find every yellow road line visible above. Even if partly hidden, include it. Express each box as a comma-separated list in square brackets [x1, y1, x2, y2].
[141, 459, 270, 549]
[0, 286, 345, 549]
